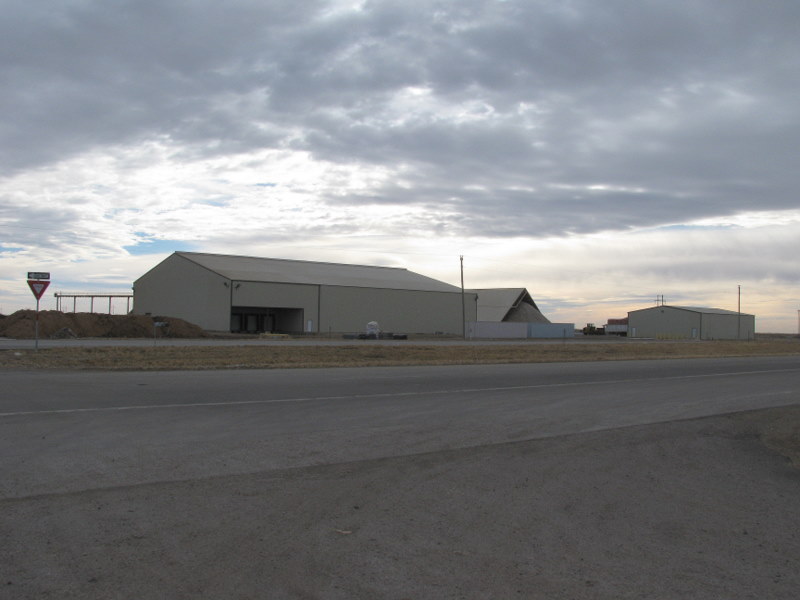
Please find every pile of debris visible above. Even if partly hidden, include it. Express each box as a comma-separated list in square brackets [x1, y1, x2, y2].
[0, 310, 208, 339]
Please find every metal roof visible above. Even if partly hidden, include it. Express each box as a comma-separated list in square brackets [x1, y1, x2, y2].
[471, 288, 526, 321]
[470, 288, 549, 322]
[174, 252, 462, 293]
[631, 305, 755, 317]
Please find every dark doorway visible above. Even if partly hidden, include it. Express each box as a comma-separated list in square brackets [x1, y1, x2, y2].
[230, 306, 304, 334]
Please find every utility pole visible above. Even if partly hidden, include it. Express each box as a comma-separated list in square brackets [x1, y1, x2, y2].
[737, 285, 741, 340]
[460, 255, 466, 339]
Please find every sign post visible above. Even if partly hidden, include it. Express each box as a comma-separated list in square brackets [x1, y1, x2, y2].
[27, 272, 51, 351]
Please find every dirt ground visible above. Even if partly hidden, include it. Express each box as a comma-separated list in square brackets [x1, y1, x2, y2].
[2, 406, 799, 600]
[0, 310, 206, 339]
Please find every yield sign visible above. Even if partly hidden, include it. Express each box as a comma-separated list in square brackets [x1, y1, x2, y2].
[27, 279, 50, 300]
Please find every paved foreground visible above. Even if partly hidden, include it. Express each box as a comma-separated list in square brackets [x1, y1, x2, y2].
[1, 358, 799, 598]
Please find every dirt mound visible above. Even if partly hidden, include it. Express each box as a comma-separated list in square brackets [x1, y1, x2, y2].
[0, 310, 208, 339]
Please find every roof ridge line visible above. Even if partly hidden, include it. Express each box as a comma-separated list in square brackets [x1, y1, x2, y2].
[175, 251, 408, 271]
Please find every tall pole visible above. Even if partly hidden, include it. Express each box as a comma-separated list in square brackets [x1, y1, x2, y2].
[460, 255, 466, 339]
[737, 285, 741, 340]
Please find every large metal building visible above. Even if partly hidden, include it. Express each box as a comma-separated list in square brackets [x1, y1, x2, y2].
[628, 305, 755, 340]
[133, 252, 477, 335]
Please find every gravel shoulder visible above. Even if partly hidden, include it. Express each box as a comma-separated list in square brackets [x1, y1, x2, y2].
[3, 406, 799, 600]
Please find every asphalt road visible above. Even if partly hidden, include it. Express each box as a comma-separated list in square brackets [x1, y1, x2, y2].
[2, 356, 799, 599]
[2, 356, 798, 497]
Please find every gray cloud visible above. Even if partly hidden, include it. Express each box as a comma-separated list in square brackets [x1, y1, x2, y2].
[2, 0, 799, 241]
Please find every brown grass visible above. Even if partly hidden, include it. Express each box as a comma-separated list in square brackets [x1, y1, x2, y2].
[1, 339, 799, 371]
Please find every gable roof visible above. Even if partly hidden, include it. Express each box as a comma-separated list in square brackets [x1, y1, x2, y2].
[172, 252, 462, 293]
[470, 288, 550, 323]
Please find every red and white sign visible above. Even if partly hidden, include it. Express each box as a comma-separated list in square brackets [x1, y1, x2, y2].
[27, 279, 50, 300]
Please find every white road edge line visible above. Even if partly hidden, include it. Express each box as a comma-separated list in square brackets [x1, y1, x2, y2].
[1, 367, 798, 418]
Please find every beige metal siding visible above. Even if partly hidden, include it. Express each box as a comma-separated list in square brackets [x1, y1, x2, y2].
[320, 286, 477, 334]
[629, 306, 756, 340]
[133, 255, 230, 331]
[628, 307, 700, 339]
[702, 313, 755, 340]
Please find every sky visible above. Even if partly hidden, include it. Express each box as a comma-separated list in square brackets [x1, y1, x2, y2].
[1, 0, 798, 332]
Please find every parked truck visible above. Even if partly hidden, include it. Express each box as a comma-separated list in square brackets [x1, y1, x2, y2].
[582, 323, 605, 335]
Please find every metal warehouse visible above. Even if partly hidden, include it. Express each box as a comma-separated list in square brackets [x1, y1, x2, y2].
[464, 287, 573, 339]
[133, 252, 477, 335]
[471, 288, 550, 323]
[628, 305, 755, 340]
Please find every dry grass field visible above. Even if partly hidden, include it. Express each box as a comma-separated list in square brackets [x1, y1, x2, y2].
[2, 338, 799, 371]
[2, 310, 798, 371]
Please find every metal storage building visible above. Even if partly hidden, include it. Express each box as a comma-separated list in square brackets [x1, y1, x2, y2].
[465, 288, 574, 339]
[471, 288, 550, 324]
[133, 252, 477, 335]
[628, 305, 755, 340]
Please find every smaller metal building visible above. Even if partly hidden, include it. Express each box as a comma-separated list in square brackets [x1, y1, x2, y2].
[471, 288, 551, 324]
[465, 288, 574, 339]
[628, 305, 755, 340]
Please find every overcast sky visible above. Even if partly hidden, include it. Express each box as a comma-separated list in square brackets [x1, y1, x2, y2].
[1, 0, 798, 332]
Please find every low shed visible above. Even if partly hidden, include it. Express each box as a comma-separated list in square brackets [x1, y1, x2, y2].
[628, 305, 755, 340]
